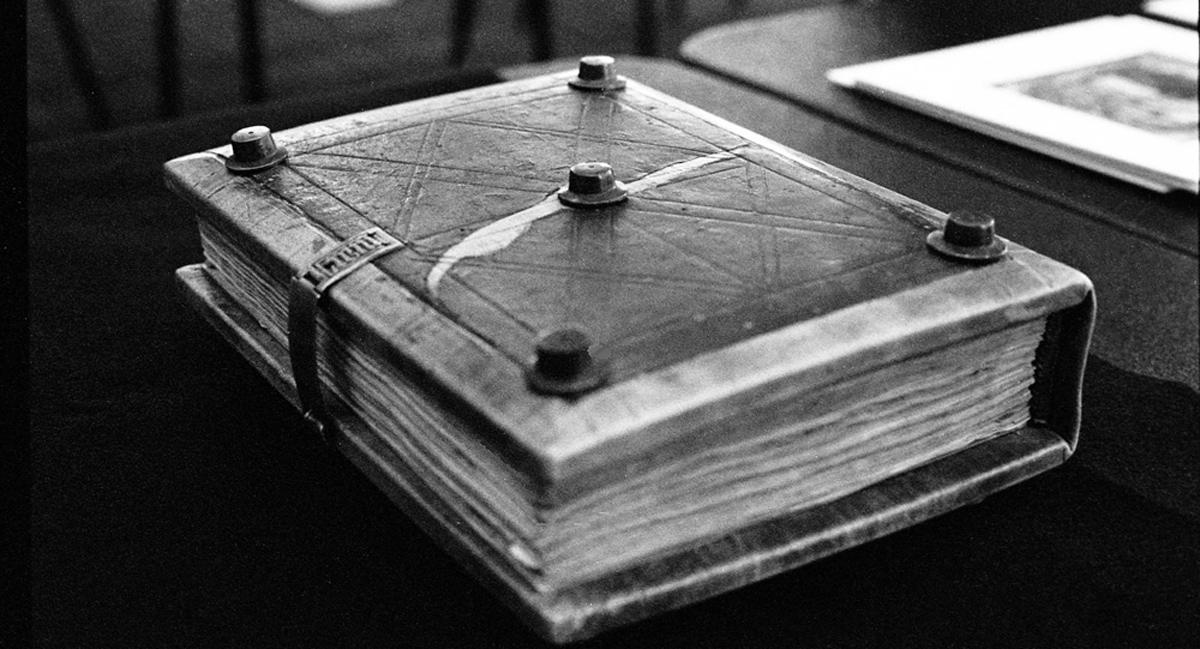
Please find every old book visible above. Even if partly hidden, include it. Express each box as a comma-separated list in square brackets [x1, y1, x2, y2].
[165, 59, 1094, 643]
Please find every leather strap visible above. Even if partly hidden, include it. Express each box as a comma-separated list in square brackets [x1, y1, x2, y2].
[287, 227, 403, 443]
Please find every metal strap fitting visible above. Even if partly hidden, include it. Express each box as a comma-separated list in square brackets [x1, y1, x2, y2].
[287, 227, 403, 444]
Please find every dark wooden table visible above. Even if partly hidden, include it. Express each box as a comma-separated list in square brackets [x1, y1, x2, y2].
[28, 58, 1198, 648]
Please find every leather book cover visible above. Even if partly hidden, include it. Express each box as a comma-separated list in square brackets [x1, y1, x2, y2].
[165, 61, 1094, 642]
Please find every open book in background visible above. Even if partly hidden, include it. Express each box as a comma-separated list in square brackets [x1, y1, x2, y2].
[1144, 0, 1199, 25]
[828, 16, 1199, 194]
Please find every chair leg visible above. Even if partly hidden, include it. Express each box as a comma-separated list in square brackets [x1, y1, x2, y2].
[237, 0, 267, 103]
[156, 0, 180, 119]
[450, 0, 478, 67]
[666, 0, 686, 23]
[44, 0, 112, 130]
[521, 0, 553, 62]
[635, 0, 659, 56]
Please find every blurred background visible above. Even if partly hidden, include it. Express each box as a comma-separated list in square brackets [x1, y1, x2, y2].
[27, 0, 827, 142]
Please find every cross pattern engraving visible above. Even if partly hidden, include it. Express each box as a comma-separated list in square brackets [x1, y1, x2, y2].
[258, 83, 957, 378]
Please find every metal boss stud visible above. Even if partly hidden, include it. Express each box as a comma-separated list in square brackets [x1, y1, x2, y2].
[225, 125, 289, 174]
[926, 210, 1008, 263]
[557, 162, 629, 208]
[525, 328, 609, 396]
[568, 55, 627, 92]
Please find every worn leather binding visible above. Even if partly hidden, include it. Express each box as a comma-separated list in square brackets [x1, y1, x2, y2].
[167, 70, 1094, 642]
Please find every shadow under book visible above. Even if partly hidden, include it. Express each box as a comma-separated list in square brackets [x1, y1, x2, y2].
[164, 58, 1095, 643]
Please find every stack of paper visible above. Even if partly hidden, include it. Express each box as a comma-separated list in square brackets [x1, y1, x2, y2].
[1144, 0, 1199, 25]
[828, 16, 1199, 193]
